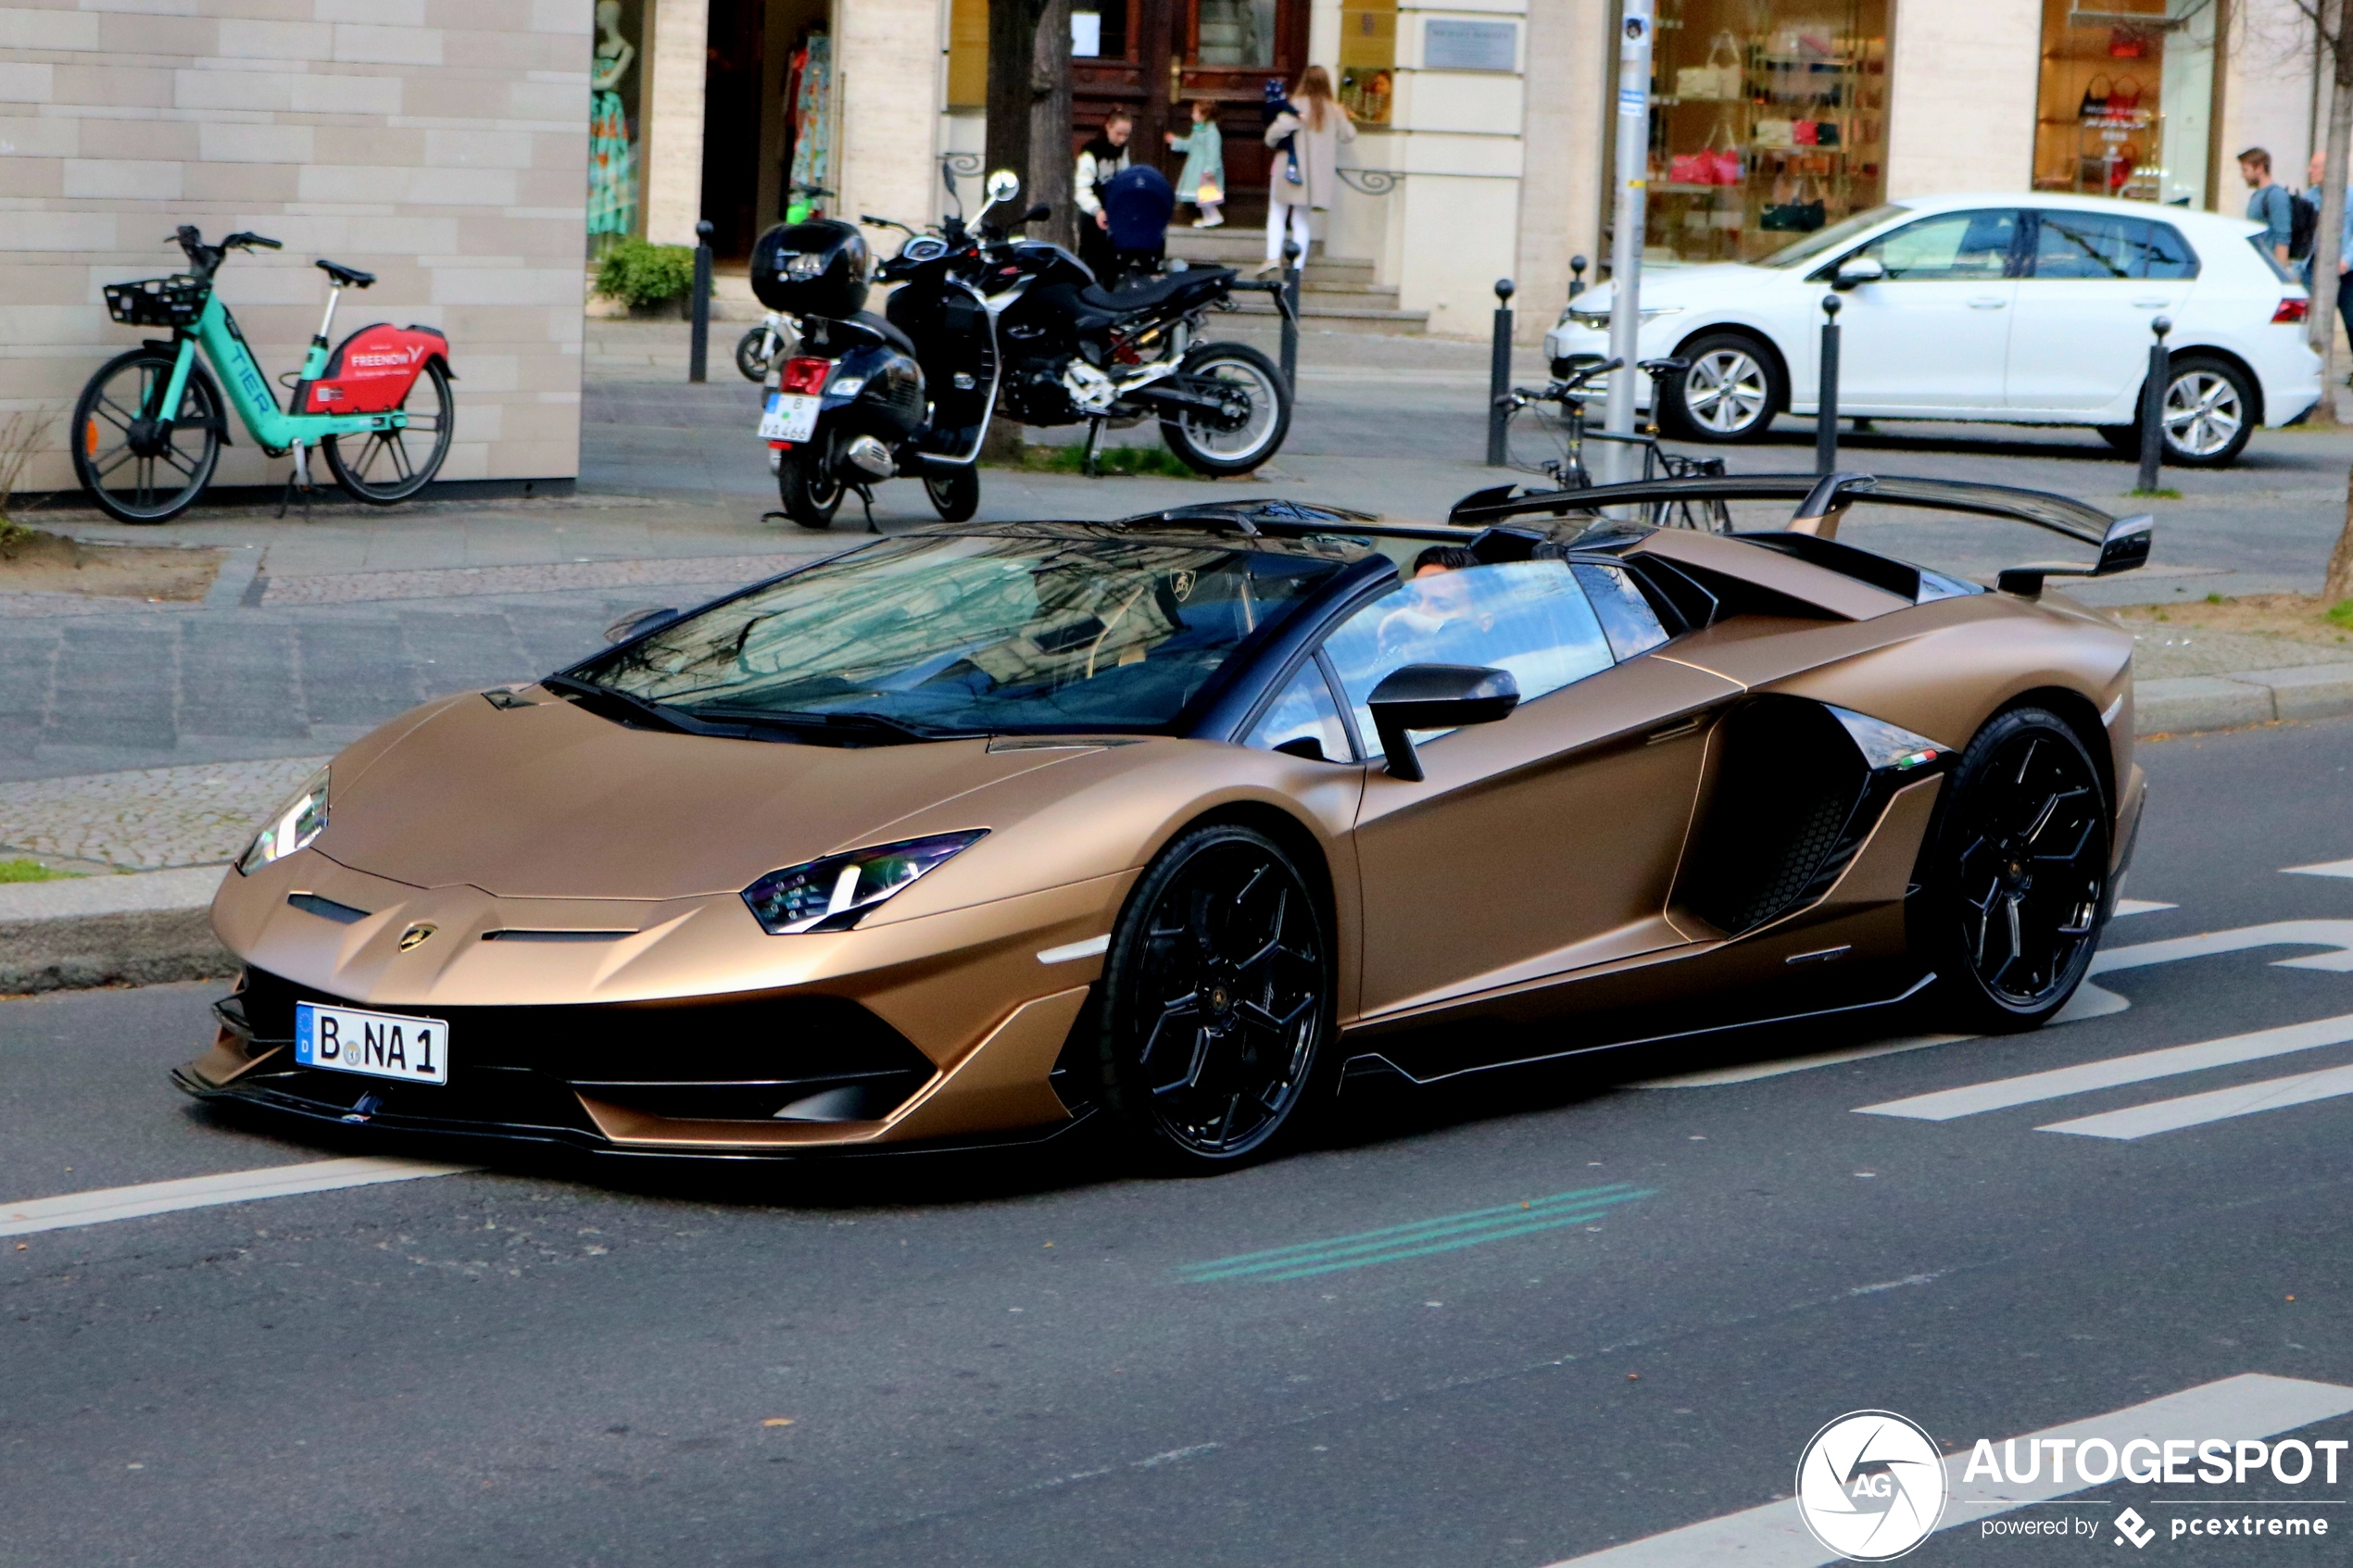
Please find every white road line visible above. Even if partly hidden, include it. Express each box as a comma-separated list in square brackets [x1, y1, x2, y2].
[2093, 920, 2353, 976]
[2041, 1060, 2353, 1140]
[1634, 984, 2128, 1090]
[1540, 1374, 2353, 1568]
[2284, 859, 2353, 878]
[2113, 898, 2177, 915]
[1855, 1012, 2353, 1123]
[0, 1157, 473, 1239]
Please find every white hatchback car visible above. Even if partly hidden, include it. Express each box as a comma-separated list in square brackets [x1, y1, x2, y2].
[1545, 193, 2322, 467]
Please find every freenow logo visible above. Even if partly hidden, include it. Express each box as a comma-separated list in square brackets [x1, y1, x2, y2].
[2114, 1507, 2156, 1548]
[1794, 1410, 1950, 1562]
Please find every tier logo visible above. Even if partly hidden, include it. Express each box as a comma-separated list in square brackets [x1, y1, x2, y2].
[1794, 1410, 1950, 1562]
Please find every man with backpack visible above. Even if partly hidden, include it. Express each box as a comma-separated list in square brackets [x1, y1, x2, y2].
[2240, 147, 2296, 267]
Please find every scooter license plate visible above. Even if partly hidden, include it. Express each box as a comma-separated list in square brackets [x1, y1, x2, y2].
[760, 394, 820, 443]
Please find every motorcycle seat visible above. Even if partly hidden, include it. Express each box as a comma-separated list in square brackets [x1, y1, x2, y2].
[1076, 266, 1234, 316]
[850, 309, 920, 359]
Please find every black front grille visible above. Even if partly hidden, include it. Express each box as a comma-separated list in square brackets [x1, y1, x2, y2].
[232, 968, 937, 1127]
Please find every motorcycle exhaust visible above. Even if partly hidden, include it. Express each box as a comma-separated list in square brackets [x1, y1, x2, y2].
[842, 435, 895, 479]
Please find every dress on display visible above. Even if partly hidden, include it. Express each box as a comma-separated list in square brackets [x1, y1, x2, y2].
[786, 34, 832, 204]
[587, 87, 635, 237]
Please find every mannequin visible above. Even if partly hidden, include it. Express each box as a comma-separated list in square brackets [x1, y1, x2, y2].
[587, 0, 636, 245]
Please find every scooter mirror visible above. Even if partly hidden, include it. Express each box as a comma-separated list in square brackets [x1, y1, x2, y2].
[985, 169, 1022, 207]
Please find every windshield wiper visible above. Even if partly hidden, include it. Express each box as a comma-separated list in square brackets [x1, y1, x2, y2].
[691, 706, 982, 743]
[541, 673, 698, 734]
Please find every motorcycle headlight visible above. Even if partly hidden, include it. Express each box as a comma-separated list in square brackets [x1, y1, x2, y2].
[741, 830, 988, 934]
[237, 767, 330, 875]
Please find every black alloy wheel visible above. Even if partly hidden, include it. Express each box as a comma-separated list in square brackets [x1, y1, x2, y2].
[1916, 707, 2111, 1032]
[70, 347, 223, 523]
[322, 360, 455, 504]
[1098, 823, 1333, 1168]
[776, 445, 843, 528]
[924, 463, 980, 521]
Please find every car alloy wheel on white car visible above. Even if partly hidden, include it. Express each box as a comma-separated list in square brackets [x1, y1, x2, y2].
[1663, 334, 1780, 442]
[2160, 358, 2251, 466]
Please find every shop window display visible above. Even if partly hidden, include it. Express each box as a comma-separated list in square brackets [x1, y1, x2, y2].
[1338, 0, 1394, 125]
[1646, 1, 1889, 263]
[2031, 0, 2216, 208]
[586, 0, 640, 251]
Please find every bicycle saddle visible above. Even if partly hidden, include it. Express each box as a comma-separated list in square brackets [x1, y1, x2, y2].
[316, 258, 376, 288]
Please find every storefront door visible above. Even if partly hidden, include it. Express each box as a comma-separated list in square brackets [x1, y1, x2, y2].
[1072, 0, 1309, 214]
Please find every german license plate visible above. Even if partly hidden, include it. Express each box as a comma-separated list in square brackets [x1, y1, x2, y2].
[294, 1000, 449, 1086]
[760, 393, 820, 443]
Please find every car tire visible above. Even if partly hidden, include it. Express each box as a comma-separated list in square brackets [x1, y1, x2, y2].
[1656, 332, 1782, 444]
[1095, 822, 1335, 1171]
[924, 464, 980, 521]
[776, 447, 842, 529]
[1912, 706, 2111, 1034]
[2158, 355, 2256, 468]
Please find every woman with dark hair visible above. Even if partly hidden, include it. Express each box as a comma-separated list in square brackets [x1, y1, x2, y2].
[1075, 111, 1133, 280]
[1258, 65, 1353, 277]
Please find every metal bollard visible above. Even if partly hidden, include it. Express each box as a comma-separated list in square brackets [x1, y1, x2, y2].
[1568, 256, 1588, 301]
[1488, 277, 1516, 468]
[688, 219, 713, 384]
[2137, 315, 2171, 492]
[1279, 236, 1302, 395]
[1816, 293, 1842, 476]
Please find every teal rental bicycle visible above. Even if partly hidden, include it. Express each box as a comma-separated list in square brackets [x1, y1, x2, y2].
[75, 225, 455, 523]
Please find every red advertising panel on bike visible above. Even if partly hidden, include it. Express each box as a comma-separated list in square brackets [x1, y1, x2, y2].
[301, 323, 447, 415]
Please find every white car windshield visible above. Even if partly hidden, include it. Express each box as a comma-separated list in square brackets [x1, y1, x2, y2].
[1756, 204, 1909, 270]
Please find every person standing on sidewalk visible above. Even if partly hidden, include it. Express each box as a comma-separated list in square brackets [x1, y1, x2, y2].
[2241, 147, 2295, 267]
[1165, 100, 1226, 228]
[1258, 66, 1353, 277]
[1076, 113, 1133, 281]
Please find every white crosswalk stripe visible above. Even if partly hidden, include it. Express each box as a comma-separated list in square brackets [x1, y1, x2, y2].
[2040, 1060, 2353, 1139]
[2284, 858, 2353, 878]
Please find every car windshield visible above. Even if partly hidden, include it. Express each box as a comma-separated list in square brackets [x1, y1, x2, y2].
[1755, 203, 1909, 270]
[570, 532, 1352, 737]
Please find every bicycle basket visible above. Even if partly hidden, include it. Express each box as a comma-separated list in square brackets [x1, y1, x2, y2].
[103, 276, 209, 329]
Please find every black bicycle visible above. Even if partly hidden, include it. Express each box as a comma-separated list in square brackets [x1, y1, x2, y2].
[1498, 356, 1733, 533]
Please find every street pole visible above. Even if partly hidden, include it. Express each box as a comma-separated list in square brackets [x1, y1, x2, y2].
[1815, 293, 1841, 476]
[1601, 0, 1654, 486]
[2136, 315, 2171, 494]
[1487, 278, 1515, 467]
[688, 219, 713, 384]
[1280, 235, 1302, 394]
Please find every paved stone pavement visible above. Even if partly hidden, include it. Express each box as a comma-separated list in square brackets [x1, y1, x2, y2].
[0, 757, 326, 872]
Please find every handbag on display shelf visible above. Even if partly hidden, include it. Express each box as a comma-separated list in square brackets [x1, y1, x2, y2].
[2108, 26, 2146, 58]
[1793, 119, 1818, 145]
[2079, 73, 2111, 120]
[1674, 31, 1744, 102]
[1705, 116, 1743, 183]
[2108, 75, 2143, 115]
[1816, 119, 1841, 147]
[1754, 119, 1796, 150]
[1669, 149, 1713, 184]
[1762, 173, 1825, 232]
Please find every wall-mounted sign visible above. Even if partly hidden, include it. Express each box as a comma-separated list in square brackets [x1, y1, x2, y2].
[1423, 19, 1516, 72]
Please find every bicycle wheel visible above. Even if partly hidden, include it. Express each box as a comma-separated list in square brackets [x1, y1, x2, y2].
[70, 348, 223, 524]
[322, 360, 454, 504]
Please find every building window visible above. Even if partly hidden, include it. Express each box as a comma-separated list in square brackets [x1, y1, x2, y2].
[2032, 0, 2217, 208]
[1645, 0, 1891, 263]
[1338, 0, 1395, 126]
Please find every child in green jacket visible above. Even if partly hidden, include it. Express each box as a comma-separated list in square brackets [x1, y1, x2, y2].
[1165, 100, 1225, 228]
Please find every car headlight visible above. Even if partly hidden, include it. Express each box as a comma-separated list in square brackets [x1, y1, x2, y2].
[1563, 307, 1680, 331]
[742, 830, 988, 934]
[237, 767, 330, 875]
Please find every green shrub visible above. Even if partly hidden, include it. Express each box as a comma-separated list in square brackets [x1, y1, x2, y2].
[593, 239, 699, 308]
[2327, 599, 2353, 630]
[0, 859, 79, 883]
[1011, 443, 1201, 479]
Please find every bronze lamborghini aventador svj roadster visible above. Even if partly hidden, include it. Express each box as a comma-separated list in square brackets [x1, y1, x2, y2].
[181, 471, 2153, 1170]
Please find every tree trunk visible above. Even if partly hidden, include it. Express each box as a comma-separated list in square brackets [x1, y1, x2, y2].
[1027, 0, 1076, 250]
[2328, 464, 2353, 602]
[986, 0, 1046, 207]
[2311, 40, 2353, 423]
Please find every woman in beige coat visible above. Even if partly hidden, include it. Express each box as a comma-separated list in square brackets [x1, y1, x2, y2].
[1259, 66, 1354, 274]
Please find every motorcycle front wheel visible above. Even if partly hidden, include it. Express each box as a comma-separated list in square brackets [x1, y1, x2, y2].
[924, 464, 980, 521]
[735, 326, 774, 383]
[776, 446, 843, 529]
[1160, 343, 1290, 476]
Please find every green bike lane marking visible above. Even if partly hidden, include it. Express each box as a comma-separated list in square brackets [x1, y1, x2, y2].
[1175, 1185, 1657, 1284]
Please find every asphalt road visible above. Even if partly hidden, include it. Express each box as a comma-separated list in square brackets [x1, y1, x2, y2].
[6, 718, 2353, 1566]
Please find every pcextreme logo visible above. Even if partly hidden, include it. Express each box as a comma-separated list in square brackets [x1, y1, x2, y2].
[1795, 1410, 1950, 1562]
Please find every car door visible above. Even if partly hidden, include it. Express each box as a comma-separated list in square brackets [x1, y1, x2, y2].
[2006, 209, 2196, 417]
[1315, 558, 1742, 1022]
[1827, 207, 2023, 412]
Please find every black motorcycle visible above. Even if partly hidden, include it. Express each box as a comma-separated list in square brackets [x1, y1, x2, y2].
[748, 170, 1293, 530]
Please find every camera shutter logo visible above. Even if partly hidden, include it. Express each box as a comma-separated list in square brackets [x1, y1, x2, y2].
[1794, 1410, 1949, 1561]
